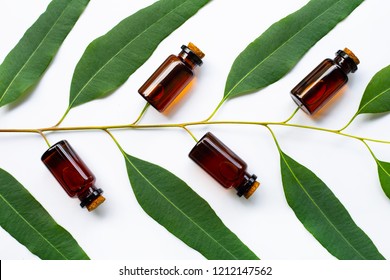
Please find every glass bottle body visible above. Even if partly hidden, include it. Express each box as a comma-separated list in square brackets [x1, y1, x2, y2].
[138, 55, 194, 112]
[189, 132, 259, 198]
[290, 48, 359, 115]
[138, 43, 204, 112]
[41, 140, 105, 211]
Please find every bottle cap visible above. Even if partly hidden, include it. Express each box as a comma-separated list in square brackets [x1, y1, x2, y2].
[244, 181, 260, 199]
[343, 48, 360, 65]
[86, 195, 106, 211]
[188, 42, 205, 59]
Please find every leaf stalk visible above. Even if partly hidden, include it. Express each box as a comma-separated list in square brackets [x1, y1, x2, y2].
[131, 103, 150, 125]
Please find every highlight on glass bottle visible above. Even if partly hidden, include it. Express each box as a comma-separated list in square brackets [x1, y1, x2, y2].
[290, 48, 360, 115]
[189, 132, 260, 199]
[138, 42, 205, 112]
[41, 140, 105, 211]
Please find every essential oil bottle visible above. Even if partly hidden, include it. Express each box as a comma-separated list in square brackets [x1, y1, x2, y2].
[41, 140, 105, 211]
[189, 132, 260, 199]
[138, 42, 205, 112]
[290, 48, 360, 115]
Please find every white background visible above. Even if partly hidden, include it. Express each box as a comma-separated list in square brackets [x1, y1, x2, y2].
[0, 0, 390, 261]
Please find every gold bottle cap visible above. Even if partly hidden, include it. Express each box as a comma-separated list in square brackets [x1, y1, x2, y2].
[188, 42, 205, 59]
[244, 181, 260, 199]
[343, 48, 360, 65]
[86, 195, 106, 211]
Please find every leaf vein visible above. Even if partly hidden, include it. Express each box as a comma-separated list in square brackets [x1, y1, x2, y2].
[280, 152, 367, 259]
[124, 155, 239, 260]
[357, 88, 390, 115]
[226, 0, 344, 98]
[0, 192, 68, 259]
[0, 2, 72, 104]
[376, 160, 390, 177]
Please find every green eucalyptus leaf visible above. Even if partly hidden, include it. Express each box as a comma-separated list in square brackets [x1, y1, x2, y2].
[68, 0, 210, 109]
[356, 65, 390, 115]
[0, 168, 89, 260]
[123, 152, 258, 260]
[0, 0, 90, 107]
[279, 151, 384, 260]
[224, 0, 364, 100]
[376, 160, 390, 199]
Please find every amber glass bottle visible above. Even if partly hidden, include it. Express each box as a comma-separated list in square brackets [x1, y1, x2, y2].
[189, 132, 260, 199]
[138, 42, 205, 112]
[41, 140, 105, 211]
[290, 48, 360, 115]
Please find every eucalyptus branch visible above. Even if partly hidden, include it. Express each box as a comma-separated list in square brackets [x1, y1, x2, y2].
[1, 0, 383, 262]
[2, 116, 390, 146]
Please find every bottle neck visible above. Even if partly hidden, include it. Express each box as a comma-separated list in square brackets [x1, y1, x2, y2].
[334, 50, 358, 74]
[78, 185, 104, 211]
[178, 45, 203, 70]
[236, 173, 259, 198]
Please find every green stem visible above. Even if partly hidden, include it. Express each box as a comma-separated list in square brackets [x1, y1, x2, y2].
[37, 130, 51, 147]
[267, 122, 390, 145]
[264, 125, 282, 152]
[182, 126, 198, 142]
[1, 119, 390, 146]
[0, 127, 51, 147]
[203, 97, 226, 122]
[54, 107, 71, 127]
[282, 106, 300, 124]
[360, 139, 379, 162]
[104, 129, 125, 155]
[131, 103, 150, 125]
[337, 112, 358, 132]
